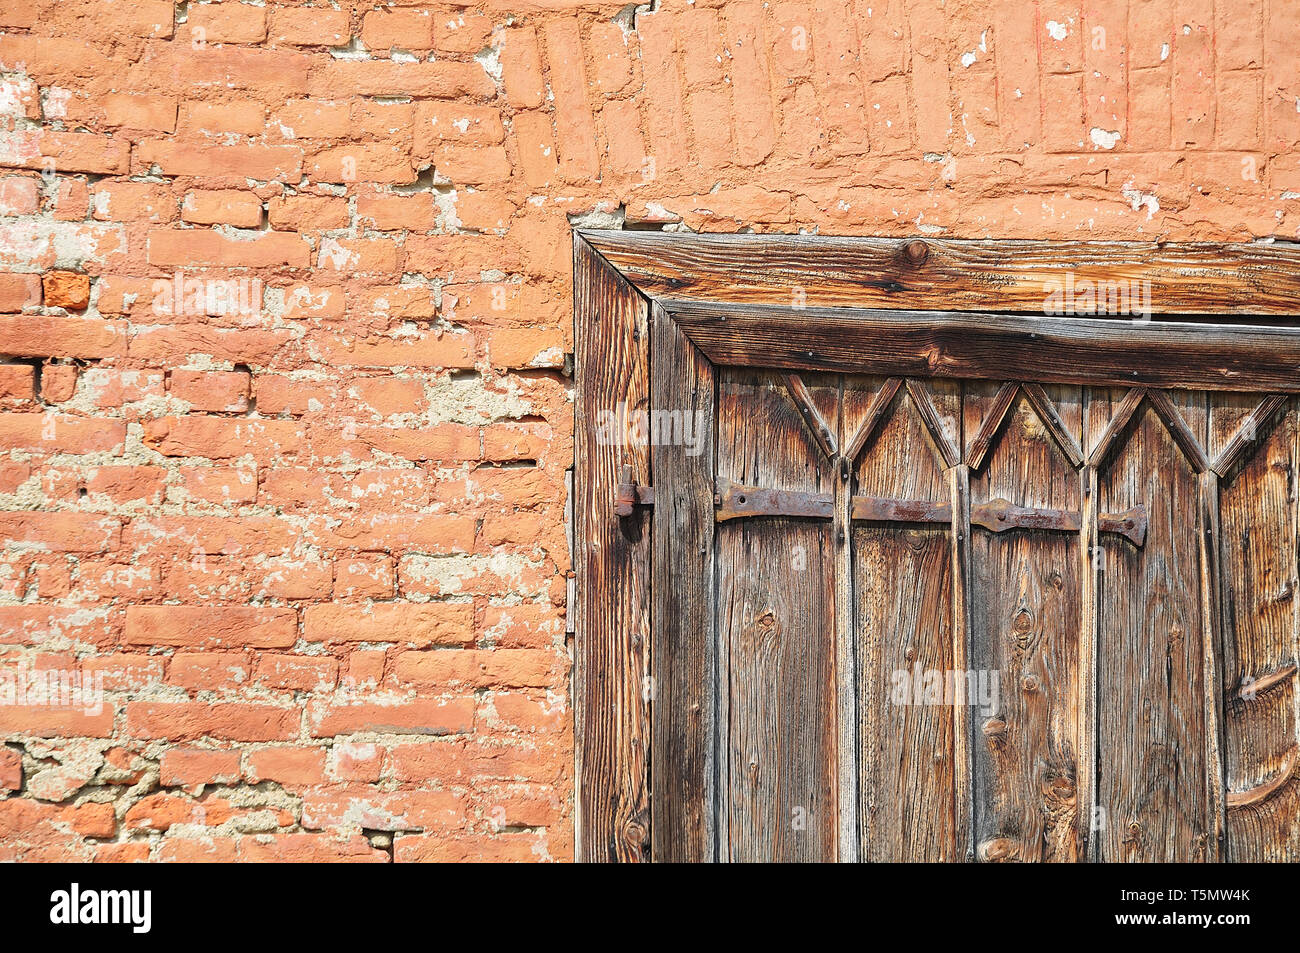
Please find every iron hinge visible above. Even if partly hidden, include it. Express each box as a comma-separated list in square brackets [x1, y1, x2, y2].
[615, 465, 654, 516]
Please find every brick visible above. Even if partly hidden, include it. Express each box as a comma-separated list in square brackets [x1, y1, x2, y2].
[329, 741, 383, 782]
[500, 26, 545, 109]
[301, 786, 465, 831]
[126, 606, 297, 649]
[253, 654, 338, 691]
[390, 649, 564, 689]
[357, 194, 438, 232]
[166, 652, 251, 691]
[142, 417, 303, 460]
[237, 833, 386, 862]
[0, 131, 129, 175]
[168, 369, 251, 412]
[311, 60, 492, 99]
[181, 190, 263, 228]
[269, 7, 351, 46]
[182, 101, 267, 137]
[394, 832, 540, 863]
[0, 512, 121, 552]
[0, 364, 34, 402]
[244, 746, 326, 786]
[91, 182, 175, 223]
[84, 466, 166, 504]
[41, 271, 90, 310]
[171, 467, 257, 505]
[0, 746, 20, 790]
[135, 140, 302, 182]
[308, 697, 475, 737]
[0, 705, 115, 739]
[0, 177, 39, 216]
[187, 3, 269, 44]
[335, 554, 394, 599]
[123, 516, 295, 556]
[268, 195, 348, 231]
[0, 316, 125, 360]
[126, 702, 298, 741]
[361, 8, 434, 51]
[147, 229, 309, 268]
[303, 602, 473, 647]
[160, 748, 242, 787]
[103, 93, 177, 132]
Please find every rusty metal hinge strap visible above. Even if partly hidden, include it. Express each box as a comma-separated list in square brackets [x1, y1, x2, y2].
[614, 465, 654, 517]
[713, 480, 1148, 546]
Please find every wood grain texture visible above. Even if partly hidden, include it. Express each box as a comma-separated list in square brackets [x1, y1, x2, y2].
[716, 371, 837, 861]
[1093, 391, 1213, 862]
[581, 231, 1300, 315]
[966, 384, 1084, 862]
[651, 301, 717, 862]
[852, 379, 959, 860]
[573, 235, 651, 862]
[578, 230, 1300, 863]
[1215, 396, 1300, 860]
[666, 298, 1300, 394]
[964, 382, 1019, 470]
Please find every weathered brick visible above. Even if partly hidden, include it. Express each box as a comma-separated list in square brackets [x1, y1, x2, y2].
[125, 606, 297, 650]
[303, 602, 473, 647]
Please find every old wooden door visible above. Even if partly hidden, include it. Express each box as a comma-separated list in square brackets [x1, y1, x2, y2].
[655, 362, 1299, 863]
[575, 232, 1300, 863]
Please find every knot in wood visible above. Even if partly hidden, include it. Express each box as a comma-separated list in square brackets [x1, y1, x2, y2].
[903, 239, 930, 265]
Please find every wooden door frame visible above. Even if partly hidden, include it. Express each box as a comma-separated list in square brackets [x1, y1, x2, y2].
[572, 229, 1300, 863]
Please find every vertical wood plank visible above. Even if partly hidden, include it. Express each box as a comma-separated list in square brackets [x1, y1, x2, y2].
[573, 236, 651, 862]
[833, 375, 860, 862]
[966, 383, 1083, 862]
[1079, 461, 1100, 861]
[1216, 395, 1300, 860]
[951, 458, 973, 861]
[1093, 390, 1212, 862]
[852, 379, 958, 860]
[1199, 467, 1227, 861]
[651, 301, 717, 862]
[716, 370, 837, 861]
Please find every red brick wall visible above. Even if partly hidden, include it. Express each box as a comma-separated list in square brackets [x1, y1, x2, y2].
[0, 0, 1293, 862]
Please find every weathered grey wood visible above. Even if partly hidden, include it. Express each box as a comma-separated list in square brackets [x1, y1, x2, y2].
[1199, 468, 1227, 861]
[906, 378, 961, 468]
[951, 459, 973, 862]
[577, 229, 1300, 864]
[1022, 382, 1085, 469]
[1093, 390, 1212, 861]
[1212, 394, 1288, 478]
[852, 378, 959, 860]
[666, 298, 1300, 395]
[1215, 396, 1300, 860]
[716, 370, 837, 861]
[832, 374, 859, 862]
[844, 377, 902, 470]
[965, 382, 1019, 470]
[1079, 461, 1101, 861]
[784, 373, 838, 460]
[1087, 388, 1146, 468]
[651, 301, 717, 862]
[573, 235, 651, 863]
[582, 231, 1300, 315]
[1148, 389, 1212, 474]
[966, 384, 1083, 862]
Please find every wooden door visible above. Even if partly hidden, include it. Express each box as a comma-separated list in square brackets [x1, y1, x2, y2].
[653, 362, 1300, 862]
[575, 232, 1300, 863]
